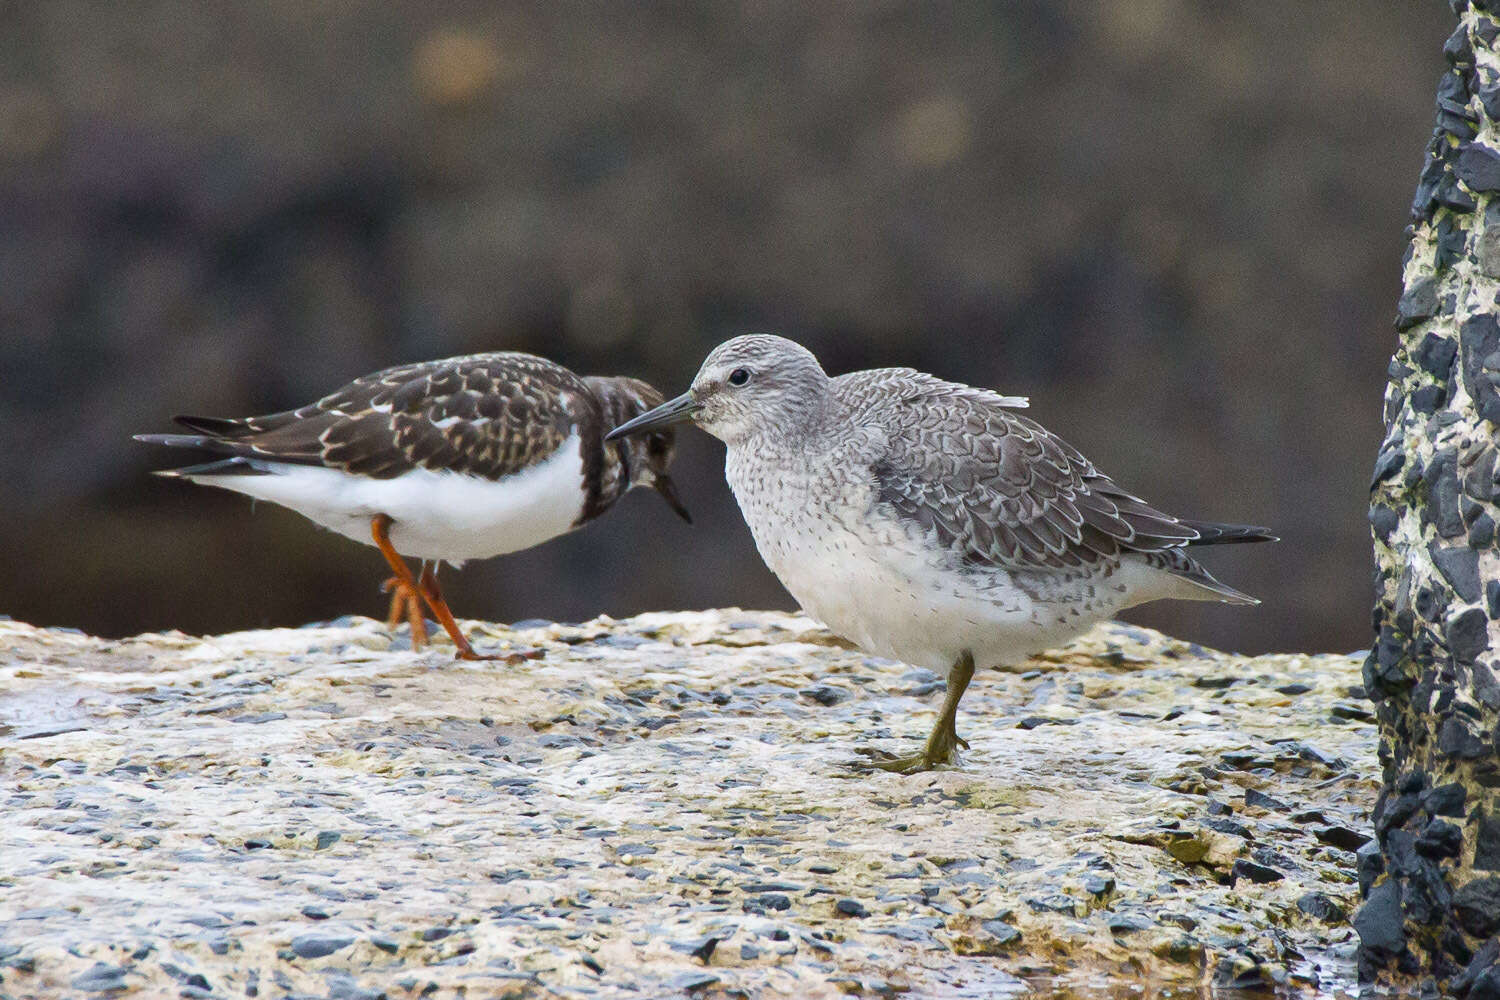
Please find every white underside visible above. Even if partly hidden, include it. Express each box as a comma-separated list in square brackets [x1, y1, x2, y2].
[771, 527, 1206, 672]
[727, 453, 1216, 674]
[187, 433, 586, 564]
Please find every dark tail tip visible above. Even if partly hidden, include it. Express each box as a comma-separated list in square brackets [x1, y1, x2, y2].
[135, 433, 214, 449]
[1180, 520, 1278, 546]
[173, 414, 247, 438]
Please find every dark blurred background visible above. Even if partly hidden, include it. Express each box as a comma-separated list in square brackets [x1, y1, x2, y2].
[0, 3, 1449, 654]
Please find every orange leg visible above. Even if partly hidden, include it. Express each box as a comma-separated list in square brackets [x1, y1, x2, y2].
[382, 575, 424, 636]
[416, 563, 511, 662]
[369, 514, 512, 661]
[369, 515, 428, 648]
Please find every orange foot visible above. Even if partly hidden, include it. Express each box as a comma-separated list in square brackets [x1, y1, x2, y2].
[369, 513, 523, 662]
[381, 575, 428, 648]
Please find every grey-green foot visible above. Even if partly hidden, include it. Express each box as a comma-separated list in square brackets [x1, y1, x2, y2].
[848, 734, 969, 774]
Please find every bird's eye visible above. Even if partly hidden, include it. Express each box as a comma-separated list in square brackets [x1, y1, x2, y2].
[728, 368, 751, 387]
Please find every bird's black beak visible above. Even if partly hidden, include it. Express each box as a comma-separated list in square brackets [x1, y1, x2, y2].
[653, 474, 692, 523]
[606, 392, 700, 441]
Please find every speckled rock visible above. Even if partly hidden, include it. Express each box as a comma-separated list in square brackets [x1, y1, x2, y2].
[1365, 3, 1500, 995]
[1, 612, 1374, 998]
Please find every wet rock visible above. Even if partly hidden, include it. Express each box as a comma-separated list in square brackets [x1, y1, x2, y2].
[1438, 716, 1491, 758]
[835, 899, 869, 918]
[1398, 278, 1441, 330]
[1244, 789, 1290, 812]
[1453, 938, 1500, 999]
[745, 893, 792, 914]
[979, 920, 1021, 947]
[0, 613, 1381, 997]
[670, 935, 719, 963]
[668, 971, 719, 992]
[1106, 911, 1153, 934]
[1296, 892, 1347, 924]
[1461, 312, 1500, 424]
[1207, 817, 1252, 839]
[1015, 716, 1076, 729]
[1431, 543, 1483, 602]
[1454, 877, 1500, 937]
[1417, 332, 1462, 377]
[799, 684, 848, 706]
[1231, 860, 1284, 885]
[1214, 954, 1275, 990]
[1448, 608, 1489, 665]
[290, 935, 354, 959]
[1315, 825, 1373, 851]
[1475, 813, 1500, 871]
[1456, 143, 1500, 192]
[71, 962, 131, 992]
[1026, 894, 1082, 915]
[1082, 873, 1116, 896]
[1354, 880, 1408, 959]
[1422, 783, 1468, 817]
[1417, 819, 1465, 859]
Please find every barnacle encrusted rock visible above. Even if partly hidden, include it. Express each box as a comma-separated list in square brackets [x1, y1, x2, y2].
[1, 613, 1371, 997]
[1364, 3, 1500, 995]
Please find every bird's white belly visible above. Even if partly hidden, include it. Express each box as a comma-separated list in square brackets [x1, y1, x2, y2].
[751, 510, 1123, 672]
[191, 433, 586, 564]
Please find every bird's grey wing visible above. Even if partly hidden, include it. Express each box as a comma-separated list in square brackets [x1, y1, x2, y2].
[862, 376, 1198, 571]
[172, 353, 595, 481]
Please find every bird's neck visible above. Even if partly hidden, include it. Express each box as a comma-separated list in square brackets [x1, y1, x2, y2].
[576, 440, 630, 527]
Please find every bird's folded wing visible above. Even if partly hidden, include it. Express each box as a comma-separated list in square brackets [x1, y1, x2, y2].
[172, 354, 592, 481]
[862, 377, 1198, 571]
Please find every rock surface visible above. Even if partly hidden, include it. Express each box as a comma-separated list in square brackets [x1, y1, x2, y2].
[1363, 4, 1500, 992]
[1, 612, 1373, 997]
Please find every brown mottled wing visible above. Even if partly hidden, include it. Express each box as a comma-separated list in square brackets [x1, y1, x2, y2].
[844, 369, 1199, 571]
[176, 353, 594, 481]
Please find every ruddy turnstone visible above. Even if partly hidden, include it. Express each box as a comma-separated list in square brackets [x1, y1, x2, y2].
[137, 352, 689, 659]
[609, 334, 1272, 771]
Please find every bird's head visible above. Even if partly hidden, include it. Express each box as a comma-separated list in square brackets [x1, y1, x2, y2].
[606, 334, 830, 447]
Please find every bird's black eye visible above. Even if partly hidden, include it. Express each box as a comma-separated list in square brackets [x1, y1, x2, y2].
[728, 368, 751, 387]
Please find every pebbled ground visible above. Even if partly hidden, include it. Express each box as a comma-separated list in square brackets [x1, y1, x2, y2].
[0, 611, 1375, 999]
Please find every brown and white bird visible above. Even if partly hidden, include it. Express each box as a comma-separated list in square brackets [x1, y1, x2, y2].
[137, 352, 689, 659]
[609, 334, 1272, 772]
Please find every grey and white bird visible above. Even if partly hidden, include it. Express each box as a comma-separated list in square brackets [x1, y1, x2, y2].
[608, 334, 1272, 772]
[137, 352, 689, 659]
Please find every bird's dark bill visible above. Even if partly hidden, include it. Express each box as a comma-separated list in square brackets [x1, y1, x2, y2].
[606, 392, 700, 440]
[653, 474, 692, 523]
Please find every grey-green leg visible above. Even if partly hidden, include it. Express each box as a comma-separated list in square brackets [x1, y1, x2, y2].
[855, 650, 976, 774]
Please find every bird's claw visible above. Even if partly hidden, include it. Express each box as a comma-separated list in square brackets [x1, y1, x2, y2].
[847, 746, 957, 775]
[456, 647, 545, 664]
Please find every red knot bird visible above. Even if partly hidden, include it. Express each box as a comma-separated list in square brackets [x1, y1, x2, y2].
[138, 352, 689, 660]
[609, 334, 1272, 772]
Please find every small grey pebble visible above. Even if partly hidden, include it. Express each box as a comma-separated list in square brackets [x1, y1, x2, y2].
[980, 920, 1022, 945]
[289, 935, 353, 959]
[835, 899, 869, 917]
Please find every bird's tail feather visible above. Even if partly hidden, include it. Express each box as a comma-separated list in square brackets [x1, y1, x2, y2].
[1179, 519, 1278, 546]
[149, 456, 269, 479]
[1143, 548, 1261, 606]
[1180, 574, 1260, 606]
[134, 433, 230, 451]
[172, 414, 250, 438]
